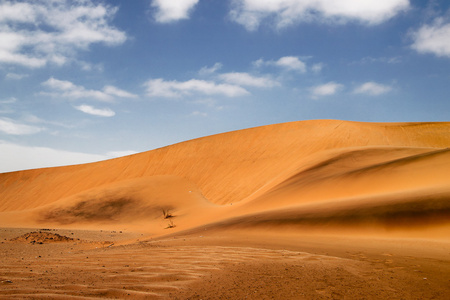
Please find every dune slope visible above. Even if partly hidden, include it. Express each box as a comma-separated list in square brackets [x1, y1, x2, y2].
[0, 120, 449, 236]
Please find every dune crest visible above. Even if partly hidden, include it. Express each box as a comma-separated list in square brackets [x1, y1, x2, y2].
[0, 120, 449, 236]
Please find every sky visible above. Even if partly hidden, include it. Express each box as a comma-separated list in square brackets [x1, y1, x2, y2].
[1, 0, 450, 173]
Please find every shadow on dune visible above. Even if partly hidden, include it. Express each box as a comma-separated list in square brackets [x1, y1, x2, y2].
[40, 195, 173, 225]
[184, 192, 450, 234]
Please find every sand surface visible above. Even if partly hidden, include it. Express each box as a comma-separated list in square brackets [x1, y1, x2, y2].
[1, 120, 449, 298]
[1, 228, 449, 299]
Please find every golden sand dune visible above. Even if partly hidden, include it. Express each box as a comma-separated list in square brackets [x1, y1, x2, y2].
[1, 119, 450, 235]
[1, 120, 450, 299]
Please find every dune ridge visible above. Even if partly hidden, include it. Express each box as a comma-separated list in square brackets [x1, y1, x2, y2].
[0, 119, 449, 236]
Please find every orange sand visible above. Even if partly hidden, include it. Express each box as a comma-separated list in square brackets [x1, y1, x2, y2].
[1, 120, 449, 299]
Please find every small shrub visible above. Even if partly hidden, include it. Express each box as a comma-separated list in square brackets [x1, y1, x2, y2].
[162, 209, 173, 219]
[165, 219, 175, 229]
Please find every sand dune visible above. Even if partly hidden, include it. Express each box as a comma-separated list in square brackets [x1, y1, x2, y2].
[1, 119, 449, 234]
[1, 120, 450, 298]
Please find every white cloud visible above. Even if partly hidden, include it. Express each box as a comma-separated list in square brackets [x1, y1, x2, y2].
[0, 0, 126, 68]
[0, 117, 43, 135]
[42, 78, 113, 102]
[219, 72, 280, 88]
[311, 63, 324, 73]
[254, 56, 307, 73]
[103, 86, 138, 99]
[74, 104, 115, 117]
[310, 82, 343, 98]
[357, 56, 402, 64]
[0, 98, 15, 114]
[193, 98, 216, 106]
[199, 62, 223, 75]
[0, 97, 17, 104]
[353, 82, 392, 96]
[5, 72, 28, 80]
[411, 17, 450, 58]
[21, 114, 74, 129]
[230, 0, 410, 31]
[42, 78, 136, 102]
[275, 56, 307, 72]
[43, 77, 77, 91]
[252, 58, 265, 68]
[145, 78, 250, 98]
[151, 0, 199, 23]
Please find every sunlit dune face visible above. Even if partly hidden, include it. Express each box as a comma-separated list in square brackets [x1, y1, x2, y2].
[0, 120, 449, 236]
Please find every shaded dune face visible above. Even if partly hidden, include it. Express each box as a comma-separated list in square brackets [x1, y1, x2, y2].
[32, 176, 213, 229]
[197, 190, 450, 233]
[0, 120, 449, 235]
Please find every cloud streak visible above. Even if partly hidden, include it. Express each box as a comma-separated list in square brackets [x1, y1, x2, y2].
[144, 78, 250, 98]
[353, 82, 392, 96]
[146, 57, 317, 100]
[219, 72, 280, 88]
[0, 97, 17, 104]
[42, 78, 137, 102]
[103, 86, 138, 99]
[199, 63, 223, 75]
[0, 117, 43, 135]
[230, 0, 410, 31]
[6, 73, 28, 80]
[254, 56, 307, 73]
[74, 105, 115, 117]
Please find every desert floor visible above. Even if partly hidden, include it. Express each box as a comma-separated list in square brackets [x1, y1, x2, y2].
[1, 120, 450, 299]
[1, 227, 449, 299]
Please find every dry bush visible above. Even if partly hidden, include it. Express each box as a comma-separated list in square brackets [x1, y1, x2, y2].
[162, 209, 173, 219]
[165, 219, 175, 229]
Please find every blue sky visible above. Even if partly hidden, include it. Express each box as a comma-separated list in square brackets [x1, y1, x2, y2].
[1, 0, 450, 172]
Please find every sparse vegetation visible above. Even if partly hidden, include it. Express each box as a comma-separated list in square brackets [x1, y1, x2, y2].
[162, 208, 175, 228]
[162, 209, 173, 219]
[165, 219, 175, 229]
